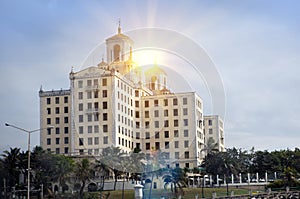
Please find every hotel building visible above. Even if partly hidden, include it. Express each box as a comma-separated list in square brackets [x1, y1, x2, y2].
[39, 26, 224, 168]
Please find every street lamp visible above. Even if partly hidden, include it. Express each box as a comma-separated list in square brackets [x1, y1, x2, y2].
[5, 123, 53, 199]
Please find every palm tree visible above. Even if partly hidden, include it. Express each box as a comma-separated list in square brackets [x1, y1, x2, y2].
[162, 167, 187, 197]
[99, 146, 126, 190]
[1, 147, 21, 188]
[74, 158, 94, 199]
[53, 155, 74, 193]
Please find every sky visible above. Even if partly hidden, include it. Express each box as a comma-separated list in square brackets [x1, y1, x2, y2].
[0, 0, 299, 152]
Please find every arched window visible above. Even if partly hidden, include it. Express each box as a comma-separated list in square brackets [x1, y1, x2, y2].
[113, 44, 121, 61]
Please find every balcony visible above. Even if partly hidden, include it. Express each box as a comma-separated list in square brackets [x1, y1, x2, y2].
[85, 85, 99, 91]
[85, 108, 100, 114]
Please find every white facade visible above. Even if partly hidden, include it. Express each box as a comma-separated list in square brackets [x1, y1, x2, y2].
[203, 115, 225, 153]
[39, 26, 224, 169]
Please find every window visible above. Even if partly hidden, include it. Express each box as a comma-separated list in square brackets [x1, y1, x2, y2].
[155, 142, 160, 150]
[47, 108, 51, 114]
[55, 107, 60, 114]
[94, 79, 98, 86]
[184, 119, 188, 126]
[79, 103, 83, 111]
[209, 119, 212, 126]
[145, 111, 149, 118]
[173, 109, 178, 116]
[175, 141, 179, 148]
[183, 108, 188, 115]
[185, 163, 190, 168]
[47, 128, 51, 135]
[55, 128, 60, 134]
[154, 100, 158, 106]
[94, 137, 99, 144]
[135, 90, 139, 97]
[64, 117, 68, 123]
[155, 132, 159, 139]
[47, 138, 51, 145]
[175, 152, 179, 159]
[88, 138, 93, 145]
[184, 151, 189, 159]
[165, 142, 169, 149]
[79, 126, 83, 134]
[164, 110, 168, 117]
[46, 98, 51, 104]
[165, 153, 170, 159]
[136, 132, 140, 139]
[55, 97, 59, 104]
[103, 102, 108, 109]
[79, 115, 83, 123]
[103, 136, 108, 144]
[94, 113, 99, 121]
[174, 130, 179, 137]
[146, 143, 150, 150]
[64, 96, 68, 103]
[135, 111, 140, 118]
[173, 98, 178, 105]
[164, 99, 168, 106]
[56, 138, 60, 144]
[78, 92, 83, 99]
[64, 127, 68, 134]
[88, 126, 92, 133]
[47, 118, 51, 124]
[87, 114, 92, 122]
[87, 80, 92, 86]
[55, 117, 60, 124]
[154, 110, 159, 117]
[145, 101, 149, 107]
[94, 125, 99, 133]
[64, 147, 69, 154]
[103, 125, 108, 132]
[102, 78, 107, 86]
[163, 120, 169, 127]
[174, 120, 178, 127]
[145, 121, 149, 129]
[136, 122, 140, 129]
[87, 91, 92, 99]
[145, 132, 150, 139]
[56, 148, 60, 154]
[209, 128, 213, 134]
[183, 97, 187, 105]
[103, 113, 108, 121]
[184, 130, 189, 137]
[102, 90, 107, 97]
[155, 121, 159, 128]
[184, 140, 189, 148]
[78, 80, 83, 88]
[64, 107, 68, 113]
[64, 137, 69, 144]
[79, 138, 84, 146]
[164, 131, 169, 138]
[94, 91, 98, 98]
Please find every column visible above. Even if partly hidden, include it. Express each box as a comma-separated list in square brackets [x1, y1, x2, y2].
[239, 173, 242, 184]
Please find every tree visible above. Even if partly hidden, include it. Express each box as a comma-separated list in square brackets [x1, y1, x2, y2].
[74, 158, 94, 199]
[98, 146, 126, 190]
[1, 147, 21, 188]
[201, 137, 219, 156]
[52, 155, 74, 193]
[162, 167, 187, 197]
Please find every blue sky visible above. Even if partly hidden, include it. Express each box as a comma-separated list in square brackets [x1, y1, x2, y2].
[0, 0, 300, 152]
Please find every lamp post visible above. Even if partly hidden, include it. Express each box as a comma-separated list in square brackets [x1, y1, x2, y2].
[5, 123, 53, 199]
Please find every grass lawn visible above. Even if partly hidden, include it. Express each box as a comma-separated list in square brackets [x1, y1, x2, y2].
[95, 186, 262, 199]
